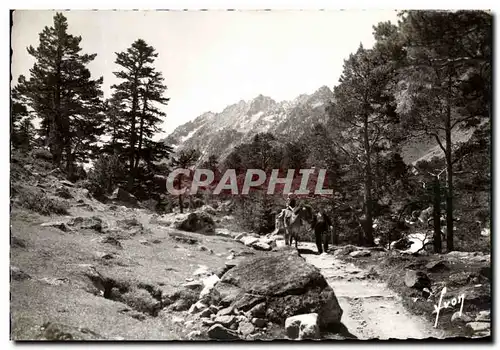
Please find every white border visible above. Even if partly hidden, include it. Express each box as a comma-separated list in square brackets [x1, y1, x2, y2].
[3, 1, 498, 349]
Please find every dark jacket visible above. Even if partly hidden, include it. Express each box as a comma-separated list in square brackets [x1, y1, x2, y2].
[312, 211, 332, 234]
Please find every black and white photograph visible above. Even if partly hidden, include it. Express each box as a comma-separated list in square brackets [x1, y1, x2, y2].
[9, 7, 492, 342]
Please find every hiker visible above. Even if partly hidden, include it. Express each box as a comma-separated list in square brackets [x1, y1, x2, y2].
[311, 210, 333, 254]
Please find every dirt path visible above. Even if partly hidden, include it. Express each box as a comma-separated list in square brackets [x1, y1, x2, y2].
[292, 242, 446, 340]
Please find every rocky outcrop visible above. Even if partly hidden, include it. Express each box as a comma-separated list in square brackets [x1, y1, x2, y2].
[174, 211, 216, 235]
[206, 252, 343, 328]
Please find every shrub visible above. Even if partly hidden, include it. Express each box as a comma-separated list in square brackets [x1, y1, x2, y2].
[87, 154, 126, 197]
[30, 148, 53, 161]
[17, 188, 69, 216]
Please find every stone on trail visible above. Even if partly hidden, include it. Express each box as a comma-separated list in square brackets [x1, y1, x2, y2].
[251, 241, 272, 251]
[67, 216, 104, 232]
[182, 281, 204, 290]
[207, 252, 343, 327]
[240, 236, 260, 247]
[404, 270, 431, 290]
[349, 250, 371, 258]
[11, 266, 31, 281]
[207, 324, 240, 340]
[285, 313, 320, 340]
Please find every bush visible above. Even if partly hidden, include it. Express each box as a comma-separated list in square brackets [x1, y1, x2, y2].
[30, 148, 53, 161]
[17, 188, 69, 216]
[87, 154, 126, 197]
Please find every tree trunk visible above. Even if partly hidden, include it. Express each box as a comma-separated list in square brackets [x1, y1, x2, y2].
[127, 82, 139, 192]
[445, 73, 454, 252]
[363, 114, 374, 247]
[432, 175, 442, 253]
[135, 88, 149, 171]
[178, 173, 184, 214]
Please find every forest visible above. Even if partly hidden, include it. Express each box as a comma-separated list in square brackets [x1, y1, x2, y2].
[11, 10, 492, 253]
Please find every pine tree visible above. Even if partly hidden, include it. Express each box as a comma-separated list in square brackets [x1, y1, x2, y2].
[395, 10, 492, 251]
[110, 39, 170, 191]
[13, 12, 104, 174]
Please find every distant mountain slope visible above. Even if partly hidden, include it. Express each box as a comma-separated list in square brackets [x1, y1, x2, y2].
[162, 86, 335, 161]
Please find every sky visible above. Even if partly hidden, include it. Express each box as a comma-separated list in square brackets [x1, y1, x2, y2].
[11, 9, 400, 138]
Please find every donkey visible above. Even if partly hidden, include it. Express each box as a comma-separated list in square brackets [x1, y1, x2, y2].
[282, 204, 314, 249]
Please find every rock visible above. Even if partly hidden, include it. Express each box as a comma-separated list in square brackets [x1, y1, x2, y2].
[188, 301, 207, 314]
[349, 250, 371, 258]
[172, 316, 184, 325]
[110, 188, 138, 206]
[475, 310, 491, 322]
[214, 315, 236, 327]
[199, 307, 213, 318]
[390, 237, 411, 251]
[248, 302, 266, 318]
[425, 260, 448, 272]
[67, 216, 104, 232]
[198, 245, 209, 252]
[193, 265, 211, 277]
[466, 322, 490, 333]
[174, 211, 215, 235]
[11, 266, 31, 281]
[216, 228, 234, 238]
[11, 236, 27, 248]
[333, 245, 358, 256]
[227, 253, 235, 260]
[405, 270, 431, 290]
[202, 318, 215, 327]
[207, 324, 240, 340]
[238, 321, 255, 336]
[38, 322, 103, 340]
[479, 267, 491, 281]
[183, 281, 204, 290]
[200, 205, 217, 216]
[240, 236, 260, 247]
[252, 318, 267, 328]
[451, 312, 473, 323]
[217, 305, 235, 316]
[100, 236, 123, 249]
[41, 221, 71, 232]
[187, 330, 201, 340]
[199, 274, 220, 299]
[208, 252, 343, 327]
[59, 180, 75, 187]
[251, 241, 272, 251]
[234, 233, 246, 241]
[285, 313, 320, 340]
[55, 187, 73, 199]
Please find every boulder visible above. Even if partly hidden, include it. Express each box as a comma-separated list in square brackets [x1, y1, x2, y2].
[199, 274, 220, 299]
[207, 324, 239, 340]
[425, 260, 448, 272]
[251, 318, 267, 328]
[404, 270, 431, 290]
[451, 312, 473, 324]
[333, 245, 358, 256]
[67, 216, 104, 232]
[238, 321, 255, 336]
[251, 241, 272, 251]
[240, 236, 259, 247]
[349, 250, 371, 258]
[285, 313, 320, 340]
[207, 252, 343, 328]
[174, 211, 215, 235]
[110, 188, 138, 206]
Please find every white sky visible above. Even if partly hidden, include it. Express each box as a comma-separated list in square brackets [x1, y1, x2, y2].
[11, 9, 400, 138]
